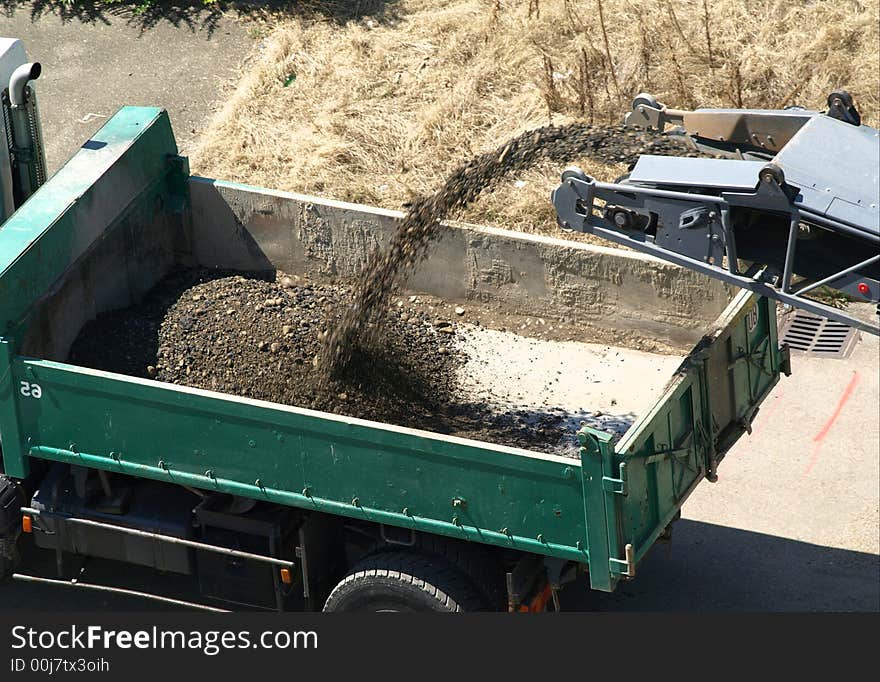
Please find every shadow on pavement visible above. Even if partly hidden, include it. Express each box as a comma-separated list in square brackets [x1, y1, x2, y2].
[564, 519, 880, 612]
[0, 1, 400, 35]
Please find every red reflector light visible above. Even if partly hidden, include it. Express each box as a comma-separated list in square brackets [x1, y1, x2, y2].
[22, 516, 32, 533]
[857, 283, 870, 295]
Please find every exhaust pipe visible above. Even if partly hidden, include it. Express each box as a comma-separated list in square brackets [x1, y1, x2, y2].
[8, 61, 42, 200]
[9, 61, 41, 108]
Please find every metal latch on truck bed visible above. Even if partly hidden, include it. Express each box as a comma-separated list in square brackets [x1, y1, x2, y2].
[601, 462, 627, 495]
[608, 544, 636, 579]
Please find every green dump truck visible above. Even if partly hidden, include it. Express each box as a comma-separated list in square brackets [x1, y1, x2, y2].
[0, 104, 790, 611]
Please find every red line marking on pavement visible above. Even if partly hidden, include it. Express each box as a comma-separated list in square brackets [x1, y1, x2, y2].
[803, 371, 860, 476]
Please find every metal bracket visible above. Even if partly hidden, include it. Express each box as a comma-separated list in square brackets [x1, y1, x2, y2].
[601, 462, 627, 495]
[608, 543, 636, 579]
[679, 206, 711, 230]
[779, 344, 792, 376]
[380, 523, 417, 547]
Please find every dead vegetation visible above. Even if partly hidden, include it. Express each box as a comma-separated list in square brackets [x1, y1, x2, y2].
[193, 0, 880, 233]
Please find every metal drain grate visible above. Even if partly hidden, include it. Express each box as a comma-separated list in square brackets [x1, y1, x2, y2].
[779, 309, 860, 358]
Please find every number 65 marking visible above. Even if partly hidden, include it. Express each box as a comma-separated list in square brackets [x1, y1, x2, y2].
[19, 381, 42, 399]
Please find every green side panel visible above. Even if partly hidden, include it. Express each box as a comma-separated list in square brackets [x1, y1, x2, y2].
[11, 359, 590, 563]
[580, 291, 786, 589]
[0, 107, 179, 335]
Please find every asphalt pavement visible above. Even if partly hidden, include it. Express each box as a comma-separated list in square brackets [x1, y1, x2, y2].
[0, 1, 256, 171]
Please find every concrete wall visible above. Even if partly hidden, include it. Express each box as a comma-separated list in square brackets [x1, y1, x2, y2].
[188, 178, 732, 350]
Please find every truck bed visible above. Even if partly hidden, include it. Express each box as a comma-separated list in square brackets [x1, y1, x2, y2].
[0, 108, 788, 592]
[64, 265, 681, 457]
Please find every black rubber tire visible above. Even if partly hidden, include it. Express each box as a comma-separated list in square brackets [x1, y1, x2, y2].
[323, 551, 488, 612]
[409, 535, 505, 610]
[353, 534, 506, 610]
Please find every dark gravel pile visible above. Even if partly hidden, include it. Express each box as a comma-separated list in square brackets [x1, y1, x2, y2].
[69, 270, 589, 454]
[70, 270, 459, 421]
[321, 123, 698, 374]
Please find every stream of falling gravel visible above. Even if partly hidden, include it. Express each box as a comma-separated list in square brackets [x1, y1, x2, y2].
[320, 123, 694, 376]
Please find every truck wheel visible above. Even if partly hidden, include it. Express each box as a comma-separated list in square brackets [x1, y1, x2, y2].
[323, 551, 487, 612]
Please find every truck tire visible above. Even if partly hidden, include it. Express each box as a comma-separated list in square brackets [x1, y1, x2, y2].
[323, 551, 487, 612]
[408, 535, 505, 610]
[355, 533, 506, 609]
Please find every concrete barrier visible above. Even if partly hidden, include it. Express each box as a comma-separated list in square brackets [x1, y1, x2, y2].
[188, 177, 732, 350]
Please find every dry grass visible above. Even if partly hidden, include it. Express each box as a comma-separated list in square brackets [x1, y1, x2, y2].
[194, 0, 880, 233]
